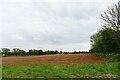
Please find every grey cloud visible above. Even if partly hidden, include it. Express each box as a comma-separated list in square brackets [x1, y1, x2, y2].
[33, 2, 99, 20]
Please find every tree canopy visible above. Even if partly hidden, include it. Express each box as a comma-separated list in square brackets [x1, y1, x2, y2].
[90, 1, 120, 53]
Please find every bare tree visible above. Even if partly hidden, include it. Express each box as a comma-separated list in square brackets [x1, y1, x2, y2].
[101, 1, 120, 31]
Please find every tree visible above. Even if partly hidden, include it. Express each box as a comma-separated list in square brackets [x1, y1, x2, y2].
[13, 48, 20, 56]
[38, 49, 44, 55]
[12, 48, 26, 56]
[89, 28, 119, 53]
[100, 28, 119, 53]
[89, 31, 101, 53]
[1, 48, 10, 56]
[27, 49, 33, 56]
[18, 50, 26, 56]
[54, 50, 59, 54]
[27, 49, 39, 55]
[101, 1, 120, 31]
[90, 1, 120, 53]
[101, 1, 120, 51]
[59, 51, 63, 54]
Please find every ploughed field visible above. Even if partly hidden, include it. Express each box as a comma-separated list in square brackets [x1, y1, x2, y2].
[2, 54, 105, 66]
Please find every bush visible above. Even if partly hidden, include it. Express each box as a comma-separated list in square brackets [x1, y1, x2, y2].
[95, 53, 120, 63]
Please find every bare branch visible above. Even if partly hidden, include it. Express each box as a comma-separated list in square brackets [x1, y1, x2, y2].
[101, 1, 120, 31]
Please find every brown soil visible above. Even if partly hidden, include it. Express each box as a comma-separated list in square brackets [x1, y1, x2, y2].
[1, 54, 105, 66]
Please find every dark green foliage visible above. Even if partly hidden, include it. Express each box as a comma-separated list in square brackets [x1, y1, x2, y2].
[1, 48, 89, 57]
[19, 50, 26, 56]
[27, 49, 38, 55]
[12, 48, 21, 56]
[95, 53, 120, 63]
[45, 50, 59, 55]
[27, 50, 33, 56]
[90, 2, 120, 54]
[11, 48, 26, 56]
[38, 50, 44, 55]
[1, 48, 10, 57]
[90, 28, 120, 53]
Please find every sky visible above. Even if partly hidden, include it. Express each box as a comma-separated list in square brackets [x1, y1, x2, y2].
[0, 0, 119, 52]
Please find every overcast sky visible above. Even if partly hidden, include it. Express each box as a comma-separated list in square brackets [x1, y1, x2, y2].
[0, 0, 119, 52]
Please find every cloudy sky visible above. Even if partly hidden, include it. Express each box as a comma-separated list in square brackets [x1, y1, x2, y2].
[0, 0, 119, 52]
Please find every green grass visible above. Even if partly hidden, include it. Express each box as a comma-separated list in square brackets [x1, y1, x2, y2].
[2, 62, 119, 78]
[0, 54, 1, 57]
[0, 66, 2, 79]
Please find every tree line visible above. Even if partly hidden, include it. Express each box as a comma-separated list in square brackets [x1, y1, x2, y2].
[0, 48, 88, 57]
[89, 1, 120, 54]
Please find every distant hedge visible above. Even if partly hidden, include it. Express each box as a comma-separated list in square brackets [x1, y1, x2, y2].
[0, 48, 88, 57]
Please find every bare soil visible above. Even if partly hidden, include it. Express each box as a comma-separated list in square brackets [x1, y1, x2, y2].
[1, 54, 105, 66]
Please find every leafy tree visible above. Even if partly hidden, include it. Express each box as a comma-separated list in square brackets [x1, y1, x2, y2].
[27, 49, 39, 55]
[90, 31, 101, 53]
[90, 2, 120, 53]
[100, 28, 119, 53]
[54, 50, 59, 54]
[13, 48, 20, 56]
[1, 48, 10, 56]
[38, 49, 44, 55]
[45, 50, 50, 55]
[90, 28, 119, 53]
[101, 1, 120, 49]
[59, 51, 63, 54]
[45, 50, 59, 55]
[12, 48, 26, 56]
[27, 49, 33, 56]
[19, 49, 26, 56]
